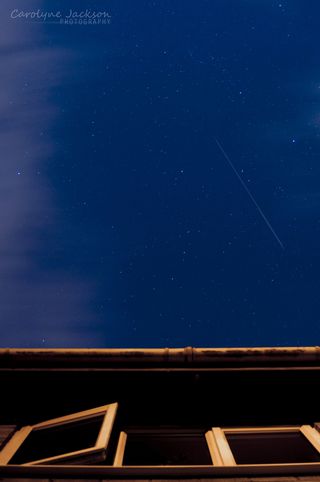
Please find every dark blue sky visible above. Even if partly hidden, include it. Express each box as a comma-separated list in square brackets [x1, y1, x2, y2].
[1, 0, 320, 347]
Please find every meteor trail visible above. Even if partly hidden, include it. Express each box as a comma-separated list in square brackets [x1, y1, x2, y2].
[214, 137, 284, 250]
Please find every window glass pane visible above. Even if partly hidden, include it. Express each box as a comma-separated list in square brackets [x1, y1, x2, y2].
[10, 415, 104, 464]
[226, 431, 320, 464]
[123, 431, 212, 465]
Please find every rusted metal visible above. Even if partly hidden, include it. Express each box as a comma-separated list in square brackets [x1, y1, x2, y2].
[0, 347, 320, 369]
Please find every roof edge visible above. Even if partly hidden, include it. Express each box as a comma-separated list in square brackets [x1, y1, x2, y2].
[0, 346, 320, 368]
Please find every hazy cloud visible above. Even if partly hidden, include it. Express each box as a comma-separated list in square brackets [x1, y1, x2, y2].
[0, 0, 103, 347]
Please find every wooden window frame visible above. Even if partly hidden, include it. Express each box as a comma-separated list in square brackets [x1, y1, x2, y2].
[115, 425, 320, 468]
[205, 425, 320, 466]
[2, 415, 320, 472]
[114, 428, 217, 467]
[0, 403, 118, 466]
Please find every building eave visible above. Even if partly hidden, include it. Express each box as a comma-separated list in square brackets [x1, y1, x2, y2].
[0, 346, 320, 369]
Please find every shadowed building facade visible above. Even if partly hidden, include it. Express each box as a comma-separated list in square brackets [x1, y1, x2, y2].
[1, 346, 320, 481]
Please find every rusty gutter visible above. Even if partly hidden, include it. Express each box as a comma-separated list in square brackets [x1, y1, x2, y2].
[0, 346, 320, 369]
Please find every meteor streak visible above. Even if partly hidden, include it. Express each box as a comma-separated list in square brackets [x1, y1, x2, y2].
[215, 137, 284, 250]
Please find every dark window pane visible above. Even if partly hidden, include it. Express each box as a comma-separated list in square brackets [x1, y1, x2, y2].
[123, 431, 212, 465]
[10, 415, 104, 464]
[226, 431, 320, 464]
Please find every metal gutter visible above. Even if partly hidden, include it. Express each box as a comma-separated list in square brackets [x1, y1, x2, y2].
[0, 346, 320, 369]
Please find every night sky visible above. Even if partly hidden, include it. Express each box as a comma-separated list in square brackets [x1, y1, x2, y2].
[1, 0, 320, 347]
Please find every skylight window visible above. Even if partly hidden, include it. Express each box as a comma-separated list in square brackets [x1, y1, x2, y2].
[0, 403, 117, 465]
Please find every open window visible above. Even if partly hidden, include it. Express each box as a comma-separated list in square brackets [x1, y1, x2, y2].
[113, 424, 320, 468]
[205, 425, 320, 466]
[2, 415, 320, 471]
[114, 428, 214, 466]
[0, 403, 117, 465]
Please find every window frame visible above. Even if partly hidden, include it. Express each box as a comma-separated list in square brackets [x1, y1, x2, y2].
[114, 425, 320, 468]
[0, 403, 118, 466]
[2, 413, 320, 473]
[205, 425, 320, 466]
[114, 428, 217, 466]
